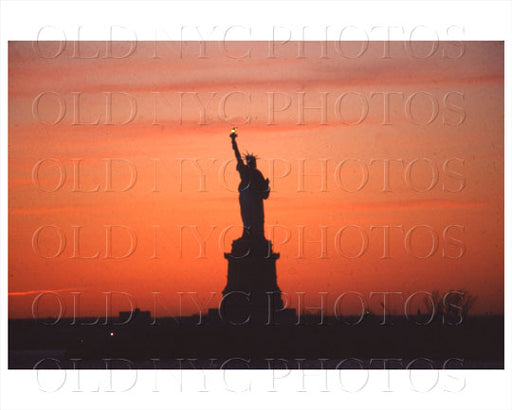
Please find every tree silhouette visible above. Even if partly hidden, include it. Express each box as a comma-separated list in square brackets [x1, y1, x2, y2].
[424, 290, 477, 324]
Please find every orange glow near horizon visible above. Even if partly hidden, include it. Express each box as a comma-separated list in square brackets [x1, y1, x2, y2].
[8, 41, 504, 319]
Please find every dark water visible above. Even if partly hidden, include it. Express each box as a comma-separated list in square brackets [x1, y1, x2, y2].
[9, 350, 503, 370]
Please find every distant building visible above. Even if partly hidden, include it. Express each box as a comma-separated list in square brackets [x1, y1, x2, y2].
[118, 308, 151, 324]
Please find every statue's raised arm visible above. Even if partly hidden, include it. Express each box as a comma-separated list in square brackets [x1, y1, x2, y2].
[230, 127, 244, 168]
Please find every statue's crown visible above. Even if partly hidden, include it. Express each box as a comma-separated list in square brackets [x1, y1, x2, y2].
[244, 152, 257, 162]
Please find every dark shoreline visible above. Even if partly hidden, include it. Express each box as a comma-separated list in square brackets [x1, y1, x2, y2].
[9, 314, 504, 369]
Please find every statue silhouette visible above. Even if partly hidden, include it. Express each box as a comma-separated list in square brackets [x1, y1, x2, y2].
[222, 128, 284, 323]
[230, 129, 270, 239]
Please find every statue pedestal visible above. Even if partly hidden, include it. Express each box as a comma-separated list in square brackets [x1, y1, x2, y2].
[222, 237, 284, 324]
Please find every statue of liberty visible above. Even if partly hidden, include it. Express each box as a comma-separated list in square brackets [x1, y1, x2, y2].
[229, 128, 270, 239]
[222, 127, 284, 323]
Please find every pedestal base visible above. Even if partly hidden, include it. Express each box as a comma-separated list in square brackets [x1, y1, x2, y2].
[222, 237, 283, 324]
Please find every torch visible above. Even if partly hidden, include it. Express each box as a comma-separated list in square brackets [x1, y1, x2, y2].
[230, 126, 238, 140]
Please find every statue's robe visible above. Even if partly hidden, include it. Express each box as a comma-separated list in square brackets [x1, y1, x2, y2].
[236, 163, 270, 238]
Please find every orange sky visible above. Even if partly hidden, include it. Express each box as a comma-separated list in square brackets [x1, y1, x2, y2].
[8, 41, 503, 318]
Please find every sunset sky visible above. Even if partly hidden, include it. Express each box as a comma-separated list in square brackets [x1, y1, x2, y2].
[8, 41, 503, 318]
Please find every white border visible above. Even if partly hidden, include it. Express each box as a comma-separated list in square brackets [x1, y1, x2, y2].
[1, 1, 511, 409]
